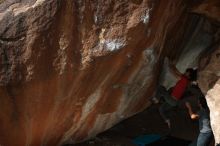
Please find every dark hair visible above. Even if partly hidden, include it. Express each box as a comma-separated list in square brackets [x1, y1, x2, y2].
[199, 96, 209, 110]
[191, 69, 198, 81]
[185, 68, 196, 81]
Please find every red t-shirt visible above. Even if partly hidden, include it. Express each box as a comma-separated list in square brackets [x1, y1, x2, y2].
[171, 75, 189, 100]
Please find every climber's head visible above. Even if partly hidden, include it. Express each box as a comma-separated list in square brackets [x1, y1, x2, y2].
[184, 68, 195, 81]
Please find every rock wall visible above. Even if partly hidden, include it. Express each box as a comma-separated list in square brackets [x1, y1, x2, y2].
[193, 0, 220, 22]
[0, 0, 218, 146]
[206, 79, 220, 145]
[194, 0, 220, 144]
[198, 43, 220, 144]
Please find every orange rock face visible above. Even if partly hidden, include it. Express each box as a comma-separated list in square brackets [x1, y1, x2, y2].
[0, 0, 215, 146]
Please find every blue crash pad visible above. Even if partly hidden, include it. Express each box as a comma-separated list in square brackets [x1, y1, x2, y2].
[133, 134, 161, 146]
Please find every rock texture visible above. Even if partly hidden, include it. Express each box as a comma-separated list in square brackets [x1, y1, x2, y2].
[206, 79, 220, 144]
[195, 1, 220, 144]
[0, 0, 219, 146]
[198, 43, 220, 144]
[193, 0, 220, 22]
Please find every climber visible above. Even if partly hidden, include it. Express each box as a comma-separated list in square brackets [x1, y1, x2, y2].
[152, 59, 195, 128]
[180, 68, 203, 104]
[185, 96, 213, 146]
[181, 68, 204, 113]
[183, 73, 214, 146]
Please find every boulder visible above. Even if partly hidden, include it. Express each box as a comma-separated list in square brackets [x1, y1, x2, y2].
[0, 0, 219, 146]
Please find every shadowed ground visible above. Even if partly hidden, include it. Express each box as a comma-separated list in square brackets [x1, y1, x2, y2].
[68, 99, 200, 146]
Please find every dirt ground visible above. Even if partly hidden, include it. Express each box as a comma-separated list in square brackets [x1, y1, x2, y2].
[64, 100, 201, 146]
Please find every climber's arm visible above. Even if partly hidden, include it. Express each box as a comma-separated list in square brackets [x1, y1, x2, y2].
[185, 102, 199, 120]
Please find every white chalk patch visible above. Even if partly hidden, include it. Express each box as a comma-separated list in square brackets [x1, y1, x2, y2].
[99, 29, 126, 51]
[93, 28, 126, 54]
[105, 39, 126, 51]
[141, 9, 151, 24]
